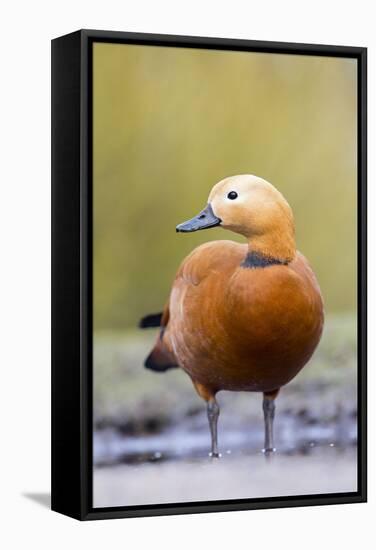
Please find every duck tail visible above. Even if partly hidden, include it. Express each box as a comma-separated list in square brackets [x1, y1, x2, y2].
[140, 304, 177, 372]
[144, 341, 178, 373]
[143, 322, 178, 372]
[139, 312, 163, 328]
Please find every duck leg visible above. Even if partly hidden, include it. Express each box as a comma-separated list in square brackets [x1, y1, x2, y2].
[262, 389, 279, 456]
[207, 398, 220, 457]
[193, 380, 221, 457]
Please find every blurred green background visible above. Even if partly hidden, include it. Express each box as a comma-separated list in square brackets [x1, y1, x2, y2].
[93, 43, 357, 331]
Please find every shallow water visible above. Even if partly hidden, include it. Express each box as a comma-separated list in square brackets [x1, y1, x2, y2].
[94, 404, 357, 467]
[93, 448, 357, 508]
[93, 403, 357, 508]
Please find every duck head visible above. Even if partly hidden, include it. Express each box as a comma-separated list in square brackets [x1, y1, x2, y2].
[176, 174, 296, 263]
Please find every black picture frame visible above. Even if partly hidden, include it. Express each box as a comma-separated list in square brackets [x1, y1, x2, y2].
[51, 29, 367, 521]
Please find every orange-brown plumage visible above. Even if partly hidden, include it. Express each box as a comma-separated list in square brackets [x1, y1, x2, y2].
[142, 174, 324, 456]
[164, 241, 323, 394]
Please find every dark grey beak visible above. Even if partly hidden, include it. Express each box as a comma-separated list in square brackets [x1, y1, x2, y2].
[176, 204, 221, 233]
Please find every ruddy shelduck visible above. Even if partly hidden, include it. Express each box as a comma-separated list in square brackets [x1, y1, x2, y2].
[141, 175, 324, 457]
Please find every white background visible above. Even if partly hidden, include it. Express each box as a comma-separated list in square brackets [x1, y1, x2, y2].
[0, 0, 373, 548]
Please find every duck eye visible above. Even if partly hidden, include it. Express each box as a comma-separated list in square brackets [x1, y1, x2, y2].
[227, 191, 238, 200]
